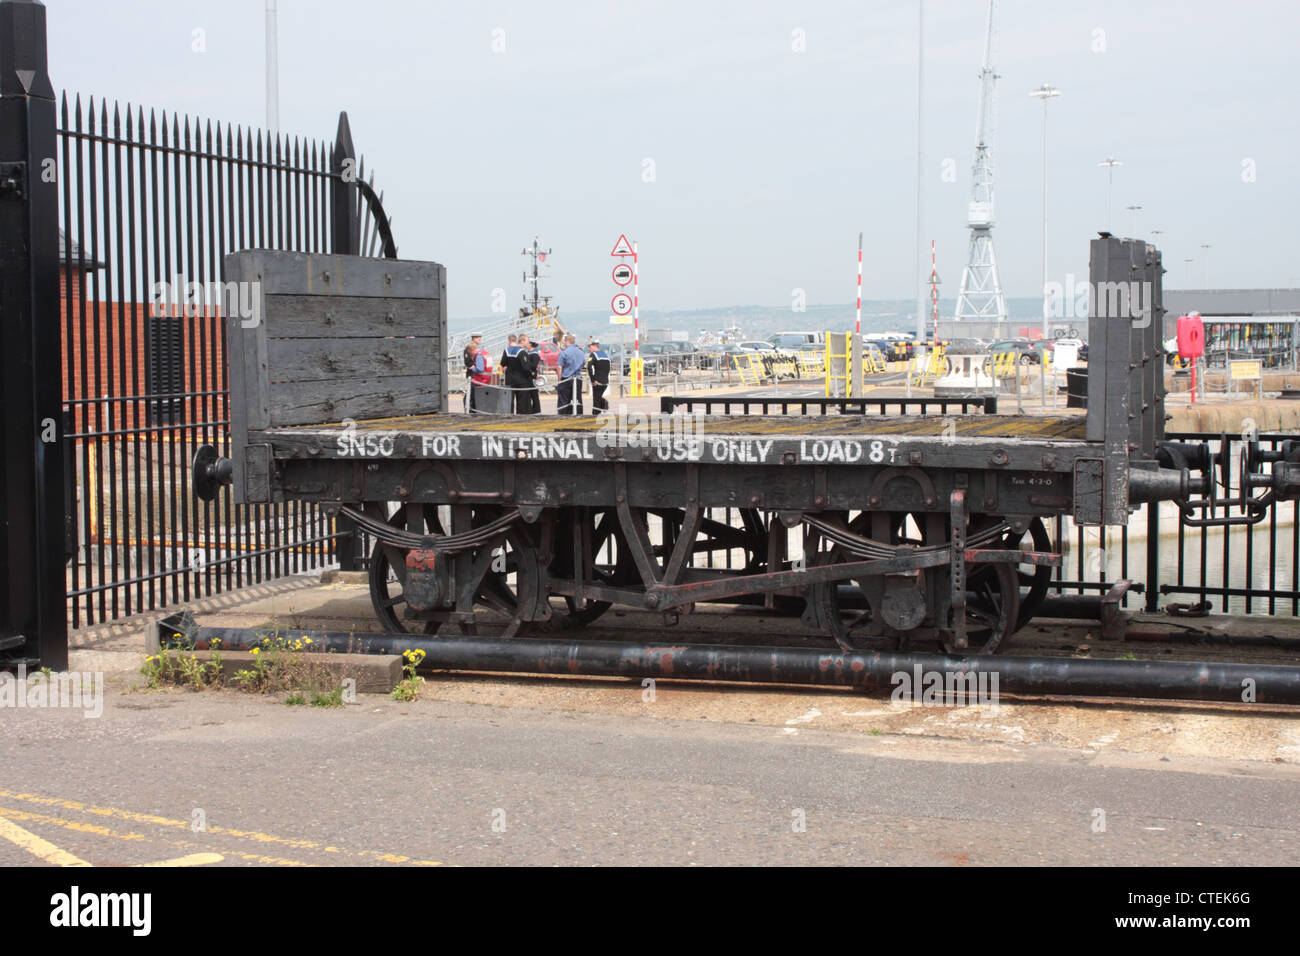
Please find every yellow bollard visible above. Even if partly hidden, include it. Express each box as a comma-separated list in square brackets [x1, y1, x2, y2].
[629, 357, 645, 397]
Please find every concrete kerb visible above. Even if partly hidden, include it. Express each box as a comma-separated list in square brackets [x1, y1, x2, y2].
[66, 570, 404, 693]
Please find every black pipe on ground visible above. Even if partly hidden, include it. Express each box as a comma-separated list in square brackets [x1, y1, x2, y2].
[157, 612, 1300, 705]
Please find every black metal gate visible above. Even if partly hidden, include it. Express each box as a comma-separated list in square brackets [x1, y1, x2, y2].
[0, 10, 391, 632]
[56, 99, 395, 627]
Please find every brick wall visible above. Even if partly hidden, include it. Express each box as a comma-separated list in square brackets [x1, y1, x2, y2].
[60, 266, 227, 439]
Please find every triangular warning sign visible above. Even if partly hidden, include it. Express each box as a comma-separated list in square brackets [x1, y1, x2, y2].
[610, 234, 634, 257]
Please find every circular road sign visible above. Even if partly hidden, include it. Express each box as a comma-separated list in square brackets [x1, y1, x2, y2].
[611, 293, 633, 315]
[612, 263, 633, 286]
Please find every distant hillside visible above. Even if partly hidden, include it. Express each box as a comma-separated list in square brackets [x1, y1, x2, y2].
[451, 298, 1051, 341]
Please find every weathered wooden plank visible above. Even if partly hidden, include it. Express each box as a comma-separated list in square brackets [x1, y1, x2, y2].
[266, 336, 439, 382]
[223, 253, 273, 503]
[258, 411, 1087, 440]
[226, 249, 444, 299]
[265, 294, 439, 339]
[267, 375, 442, 426]
[437, 265, 448, 411]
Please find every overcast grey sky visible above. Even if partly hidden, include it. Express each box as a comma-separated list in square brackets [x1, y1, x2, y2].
[47, 0, 1300, 318]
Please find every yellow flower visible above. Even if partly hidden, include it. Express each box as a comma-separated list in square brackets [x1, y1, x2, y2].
[251, 647, 261, 656]
[304, 638, 312, 645]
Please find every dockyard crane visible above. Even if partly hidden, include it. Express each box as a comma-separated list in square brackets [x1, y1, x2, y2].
[954, 0, 1009, 329]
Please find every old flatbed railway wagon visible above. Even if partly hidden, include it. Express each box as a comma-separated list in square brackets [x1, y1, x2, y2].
[194, 240, 1300, 654]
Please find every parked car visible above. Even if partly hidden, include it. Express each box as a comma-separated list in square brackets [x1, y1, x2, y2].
[768, 331, 824, 355]
[737, 341, 776, 353]
[990, 338, 1047, 366]
[607, 345, 659, 377]
[640, 341, 684, 372]
[943, 337, 988, 354]
[866, 337, 912, 362]
[701, 342, 745, 355]
[658, 341, 698, 370]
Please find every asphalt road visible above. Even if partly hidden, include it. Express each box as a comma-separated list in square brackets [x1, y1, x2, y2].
[3, 685, 1300, 867]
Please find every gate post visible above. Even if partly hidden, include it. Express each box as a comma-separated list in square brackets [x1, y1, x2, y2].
[0, 0, 68, 668]
[329, 111, 360, 570]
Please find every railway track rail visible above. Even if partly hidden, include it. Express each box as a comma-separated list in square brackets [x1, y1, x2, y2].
[159, 602, 1300, 706]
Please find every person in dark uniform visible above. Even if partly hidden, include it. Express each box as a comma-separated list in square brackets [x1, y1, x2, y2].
[517, 335, 542, 414]
[501, 334, 524, 412]
[587, 340, 611, 412]
[463, 333, 482, 412]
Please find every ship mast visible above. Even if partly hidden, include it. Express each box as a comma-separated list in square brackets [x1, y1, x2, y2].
[521, 235, 553, 320]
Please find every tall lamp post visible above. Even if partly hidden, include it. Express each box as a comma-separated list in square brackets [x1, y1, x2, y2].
[266, 0, 279, 134]
[1200, 243, 1211, 287]
[1098, 157, 1121, 230]
[1029, 84, 1060, 340]
[1126, 203, 1142, 238]
[913, 0, 926, 342]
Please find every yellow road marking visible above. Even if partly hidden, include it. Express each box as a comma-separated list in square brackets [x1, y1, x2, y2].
[0, 806, 310, 866]
[133, 852, 224, 867]
[0, 788, 444, 866]
[0, 814, 91, 866]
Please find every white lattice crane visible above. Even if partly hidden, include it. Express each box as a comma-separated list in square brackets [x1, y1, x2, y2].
[954, 0, 1008, 328]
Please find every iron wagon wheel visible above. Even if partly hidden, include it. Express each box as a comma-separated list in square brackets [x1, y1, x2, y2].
[648, 506, 769, 573]
[809, 511, 1021, 655]
[808, 513, 899, 654]
[366, 503, 540, 636]
[1006, 518, 1051, 629]
[531, 507, 618, 633]
[941, 560, 1019, 656]
[891, 511, 1022, 654]
[961, 516, 1050, 633]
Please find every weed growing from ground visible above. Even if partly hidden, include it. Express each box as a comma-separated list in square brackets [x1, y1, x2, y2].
[391, 649, 426, 702]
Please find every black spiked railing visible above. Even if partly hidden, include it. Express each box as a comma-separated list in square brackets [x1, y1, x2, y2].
[54, 88, 395, 628]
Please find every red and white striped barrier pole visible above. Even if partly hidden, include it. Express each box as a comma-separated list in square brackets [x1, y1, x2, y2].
[855, 232, 863, 336]
[633, 241, 639, 358]
[929, 239, 940, 344]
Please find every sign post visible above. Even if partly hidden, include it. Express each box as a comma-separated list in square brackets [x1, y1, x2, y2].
[610, 234, 642, 397]
[631, 241, 642, 396]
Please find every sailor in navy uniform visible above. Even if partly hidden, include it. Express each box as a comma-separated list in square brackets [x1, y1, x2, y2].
[587, 341, 611, 412]
[501, 333, 524, 413]
[517, 336, 542, 414]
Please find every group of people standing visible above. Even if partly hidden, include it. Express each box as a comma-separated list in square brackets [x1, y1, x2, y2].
[462, 332, 610, 415]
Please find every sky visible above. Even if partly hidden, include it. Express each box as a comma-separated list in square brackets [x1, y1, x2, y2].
[44, 0, 1300, 322]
